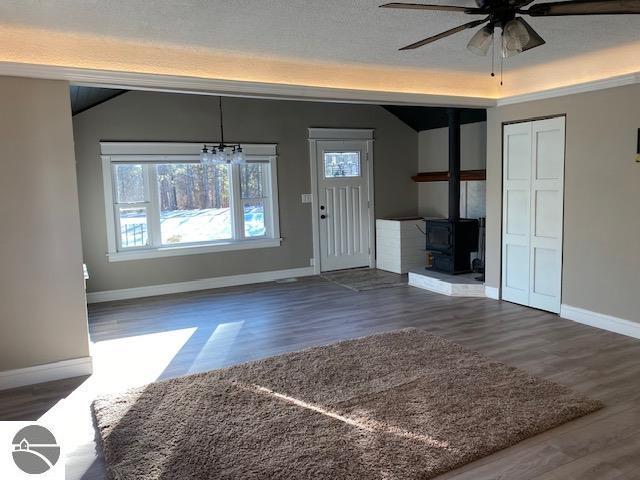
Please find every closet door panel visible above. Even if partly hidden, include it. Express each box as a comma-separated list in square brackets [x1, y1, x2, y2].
[529, 117, 565, 313]
[501, 122, 532, 306]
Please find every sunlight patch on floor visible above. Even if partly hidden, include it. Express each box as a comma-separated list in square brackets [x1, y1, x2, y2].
[39, 327, 197, 456]
[187, 321, 244, 374]
[89, 327, 198, 392]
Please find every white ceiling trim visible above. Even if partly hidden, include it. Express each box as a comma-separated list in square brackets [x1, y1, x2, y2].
[497, 72, 640, 106]
[0, 61, 637, 108]
[0, 61, 494, 108]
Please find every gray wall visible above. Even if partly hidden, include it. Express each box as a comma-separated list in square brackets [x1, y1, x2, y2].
[486, 84, 640, 322]
[74, 92, 419, 293]
[0, 77, 90, 371]
[418, 122, 486, 218]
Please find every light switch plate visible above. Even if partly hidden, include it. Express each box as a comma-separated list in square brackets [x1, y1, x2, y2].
[301, 194, 313, 204]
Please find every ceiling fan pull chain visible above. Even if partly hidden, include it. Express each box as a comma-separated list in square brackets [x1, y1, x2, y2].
[500, 53, 504, 87]
[490, 34, 495, 78]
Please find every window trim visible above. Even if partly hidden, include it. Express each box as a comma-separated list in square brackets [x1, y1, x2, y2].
[100, 142, 280, 262]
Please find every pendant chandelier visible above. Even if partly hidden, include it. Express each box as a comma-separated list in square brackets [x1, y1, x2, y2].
[200, 96, 246, 165]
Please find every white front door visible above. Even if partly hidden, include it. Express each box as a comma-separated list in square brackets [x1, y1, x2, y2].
[315, 140, 371, 272]
[502, 116, 565, 313]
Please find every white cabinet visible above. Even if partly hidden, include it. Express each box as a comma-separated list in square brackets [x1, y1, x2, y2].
[376, 218, 426, 274]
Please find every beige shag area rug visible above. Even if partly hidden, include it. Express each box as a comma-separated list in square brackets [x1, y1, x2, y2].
[92, 329, 602, 480]
[321, 268, 407, 291]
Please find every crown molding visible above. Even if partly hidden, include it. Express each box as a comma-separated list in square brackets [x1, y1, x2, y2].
[0, 61, 495, 108]
[1, 61, 637, 109]
[497, 72, 640, 106]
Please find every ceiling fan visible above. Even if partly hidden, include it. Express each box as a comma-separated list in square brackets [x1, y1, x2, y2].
[380, 0, 640, 57]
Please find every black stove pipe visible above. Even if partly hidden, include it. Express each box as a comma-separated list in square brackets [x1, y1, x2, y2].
[447, 108, 461, 222]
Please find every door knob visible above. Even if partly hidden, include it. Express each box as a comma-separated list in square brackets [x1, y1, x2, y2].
[320, 205, 325, 210]
[320, 214, 326, 219]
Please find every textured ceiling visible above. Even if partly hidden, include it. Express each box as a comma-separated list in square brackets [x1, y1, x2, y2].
[1, 1, 639, 98]
[2, 0, 638, 72]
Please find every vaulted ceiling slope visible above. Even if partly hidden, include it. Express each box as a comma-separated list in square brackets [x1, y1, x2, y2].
[70, 86, 124, 115]
[1, 1, 639, 100]
[70, 86, 485, 130]
[384, 106, 486, 130]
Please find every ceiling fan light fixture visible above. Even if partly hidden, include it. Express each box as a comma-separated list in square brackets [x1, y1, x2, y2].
[502, 18, 531, 57]
[517, 18, 546, 52]
[466, 24, 494, 56]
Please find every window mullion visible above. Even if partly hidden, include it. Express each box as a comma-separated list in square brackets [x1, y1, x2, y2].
[267, 158, 279, 238]
[229, 163, 244, 240]
[146, 165, 162, 247]
[107, 162, 122, 252]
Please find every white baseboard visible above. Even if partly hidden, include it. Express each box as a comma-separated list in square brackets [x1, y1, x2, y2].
[560, 304, 640, 340]
[485, 286, 500, 300]
[86, 266, 315, 303]
[0, 356, 93, 391]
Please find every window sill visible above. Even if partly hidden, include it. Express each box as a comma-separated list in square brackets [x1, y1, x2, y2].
[107, 238, 282, 262]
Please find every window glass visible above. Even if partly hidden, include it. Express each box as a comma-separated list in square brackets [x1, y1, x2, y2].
[240, 163, 266, 199]
[115, 164, 145, 203]
[156, 164, 232, 245]
[105, 149, 280, 257]
[118, 206, 148, 247]
[243, 200, 266, 237]
[324, 152, 360, 178]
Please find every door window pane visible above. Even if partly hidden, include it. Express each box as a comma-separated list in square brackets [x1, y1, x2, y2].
[115, 164, 145, 203]
[324, 152, 360, 178]
[240, 163, 266, 199]
[243, 200, 266, 237]
[119, 206, 148, 247]
[156, 164, 232, 244]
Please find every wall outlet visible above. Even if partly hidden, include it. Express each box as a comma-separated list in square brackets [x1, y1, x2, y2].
[301, 193, 313, 204]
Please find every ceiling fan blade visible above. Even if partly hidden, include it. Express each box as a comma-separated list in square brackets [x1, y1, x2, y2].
[517, 18, 546, 52]
[399, 18, 490, 50]
[380, 2, 487, 13]
[525, 0, 640, 16]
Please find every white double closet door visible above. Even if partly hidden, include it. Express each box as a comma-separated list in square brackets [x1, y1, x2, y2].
[502, 116, 565, 314]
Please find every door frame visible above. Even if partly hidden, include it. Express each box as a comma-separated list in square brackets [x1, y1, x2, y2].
[499, 114, 567, 311]
[308, 128, 375, 274]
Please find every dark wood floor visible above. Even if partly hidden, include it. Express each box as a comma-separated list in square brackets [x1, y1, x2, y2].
[2, 275, 640, 479]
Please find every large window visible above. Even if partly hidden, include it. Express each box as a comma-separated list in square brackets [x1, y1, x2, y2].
[101, 143, 280, 261]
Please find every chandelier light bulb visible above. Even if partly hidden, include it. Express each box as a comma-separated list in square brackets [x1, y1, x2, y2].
[234, 146, 246, 165]
[200, 146, 210, 164]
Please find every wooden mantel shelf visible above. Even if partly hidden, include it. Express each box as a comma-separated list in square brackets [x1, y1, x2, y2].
[412, 169, 486, 183]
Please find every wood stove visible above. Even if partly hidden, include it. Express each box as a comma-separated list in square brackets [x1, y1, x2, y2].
[425, 218, 478, 273]
[424, 109, 479, 274]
